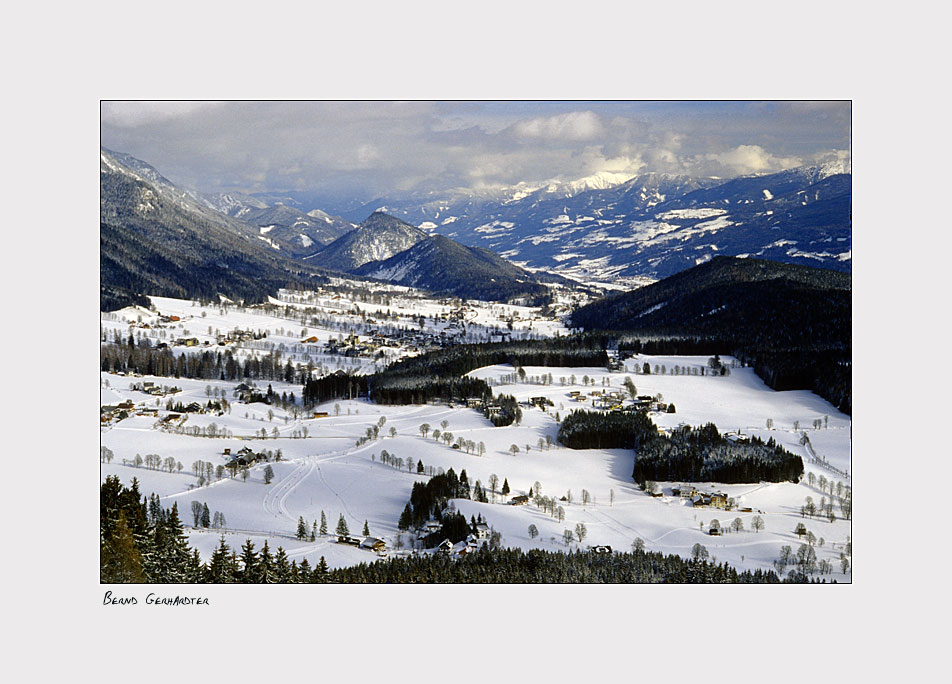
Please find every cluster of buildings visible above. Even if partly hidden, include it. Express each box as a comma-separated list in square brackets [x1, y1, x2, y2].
[672, 485, 730, 510]
[464, 397, 505, 417]
[337, 535, 387, 553]
[217, 328, 263, 346]
[566, 390, 669, 413]
[130, 381, 180, 397]
[100, 400, 136, 424]
[223, 446, 269, 469]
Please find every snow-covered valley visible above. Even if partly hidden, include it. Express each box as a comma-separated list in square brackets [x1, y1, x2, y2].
[101, 294, 851, 581]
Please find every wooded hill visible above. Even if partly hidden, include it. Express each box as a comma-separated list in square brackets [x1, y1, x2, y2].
[355, 234, 553, 304]
[569, 257, 852, 413]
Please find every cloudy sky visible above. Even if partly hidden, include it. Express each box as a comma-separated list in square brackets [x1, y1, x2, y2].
[101, 101, 850, 203]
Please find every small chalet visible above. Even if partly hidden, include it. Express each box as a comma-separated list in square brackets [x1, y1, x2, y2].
[510, 495, 530, 506]
[360, 537, 386, 552]
[474, 522, 490, 539]
[709, 492, 728, 509]
[466, 398, 484, 409]
[436, 539, 454, 554]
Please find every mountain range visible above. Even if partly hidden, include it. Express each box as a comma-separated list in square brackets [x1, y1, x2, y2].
[101, 147, 851, 311]
[100, 149, 556, 308]
[336, 163, 851, 283]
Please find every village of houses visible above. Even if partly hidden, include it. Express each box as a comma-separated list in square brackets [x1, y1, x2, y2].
[100, 288, 851, 576]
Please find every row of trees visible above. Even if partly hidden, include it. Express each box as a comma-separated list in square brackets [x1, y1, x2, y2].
[326, 546, 790, 583]
[100, 339, 303, 385]
[189, 501, 226, 529]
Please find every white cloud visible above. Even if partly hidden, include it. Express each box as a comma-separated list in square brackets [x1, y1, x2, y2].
[100, 102, 850, 200]
[510, 111, 604, 141]
[705, 144, 803, 175]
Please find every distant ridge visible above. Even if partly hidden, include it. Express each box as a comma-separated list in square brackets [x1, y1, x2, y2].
[303, 211, 429, 272]
[355, 234, 551, 303]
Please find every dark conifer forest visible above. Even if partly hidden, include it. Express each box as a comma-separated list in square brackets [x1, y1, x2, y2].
[558, 410, 803, 484]
[630, 423, 804, 484]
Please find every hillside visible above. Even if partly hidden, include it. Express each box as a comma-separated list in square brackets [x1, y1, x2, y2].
[303, 211, 429, 272]
[100, 149, 333, 309]
[570, 256, 850, 342]
[354, 234, 552, 303]
[229, 204, 354, 256]
[570, 256, 852, 413]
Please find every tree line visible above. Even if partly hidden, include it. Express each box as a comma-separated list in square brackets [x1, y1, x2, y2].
[100, 339, 302, 384]
[102, 476, 830, 583]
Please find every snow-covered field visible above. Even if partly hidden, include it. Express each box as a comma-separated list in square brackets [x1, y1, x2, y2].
[101, 297, 851, 580]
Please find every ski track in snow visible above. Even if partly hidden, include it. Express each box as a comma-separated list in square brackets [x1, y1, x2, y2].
[262, 457, 314, 520]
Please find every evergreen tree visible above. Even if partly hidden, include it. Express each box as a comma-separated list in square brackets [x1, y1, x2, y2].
[501, 478, 510, 496]
[274, 547, 292, 583]
[186, 549, 205, 582]
[238, 540, 258, 583]
[151, 502, 191, 582]
[298, 557, 312, 581]
[297, 516, 307, 540]
[258, 541, 277, 583]
[363, 520, 370, 536]
[207, 536, 237, 583]
[101, 511, 145, 583]
[319, 511, 328, 536]
[336, 514, 350, 537]
[398, 503, 413, 531]
[315, 556, 329, 582]
[310, 521, 317, 542]
[201, 503, 211, 528]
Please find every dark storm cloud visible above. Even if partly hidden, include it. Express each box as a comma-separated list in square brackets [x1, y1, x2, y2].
[101, 101, 850, 200]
